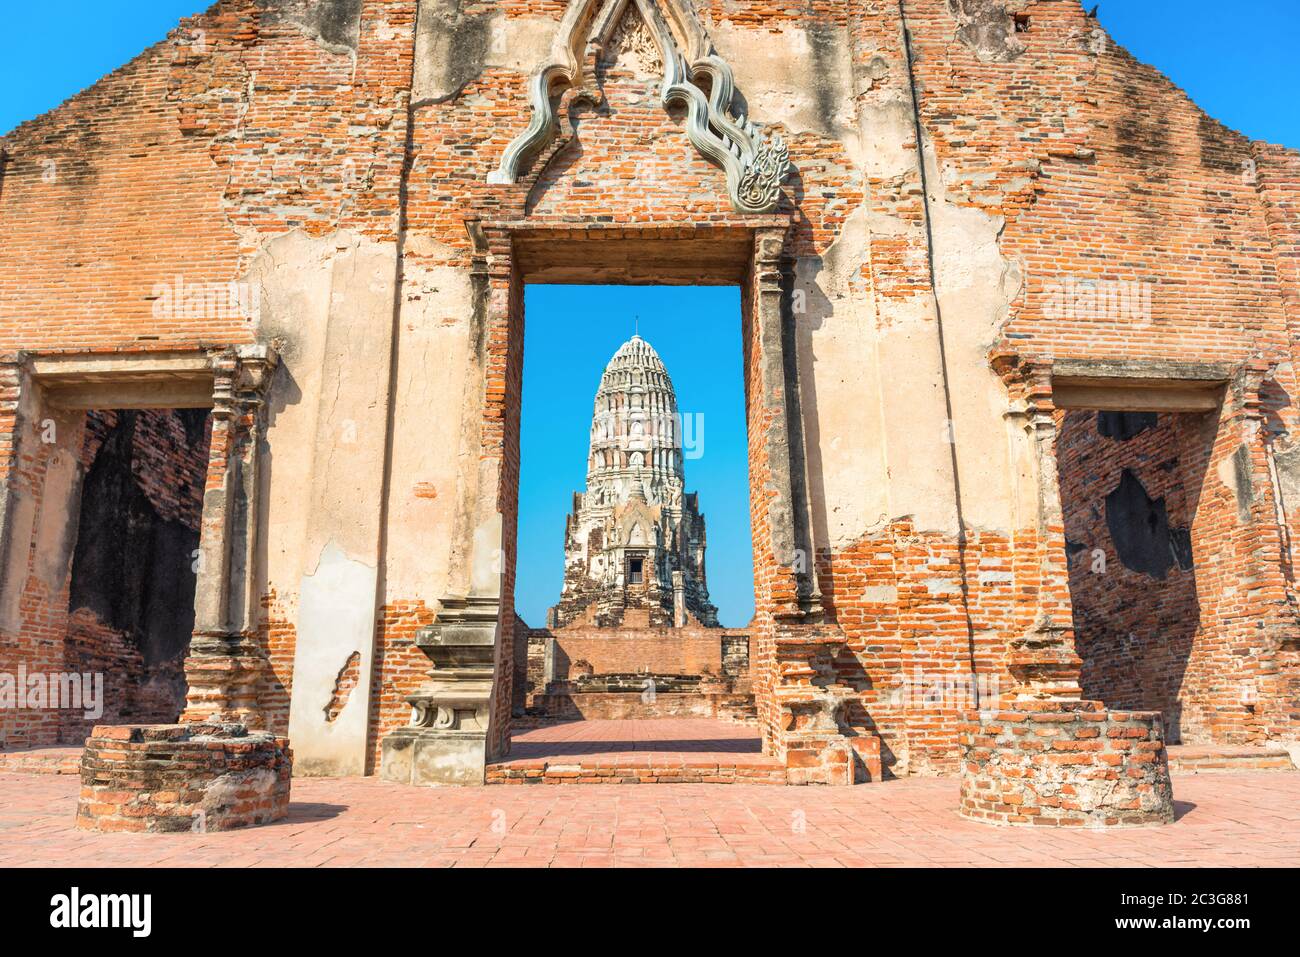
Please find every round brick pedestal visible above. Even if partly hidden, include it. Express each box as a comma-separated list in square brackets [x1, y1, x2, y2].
[958, 699, 1174, 827]
[76, 723, 292, 833]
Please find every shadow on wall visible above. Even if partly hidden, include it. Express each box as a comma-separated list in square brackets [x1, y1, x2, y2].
[1058, 409, 1212, 743]
[63, 408, 212, 740]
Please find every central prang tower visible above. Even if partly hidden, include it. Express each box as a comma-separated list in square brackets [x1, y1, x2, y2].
[549, 334, 718, 629]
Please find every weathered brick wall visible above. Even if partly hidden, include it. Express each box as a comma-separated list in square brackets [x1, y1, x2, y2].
[540, 625, 743, 678]
[3, 0, 1298, 774]
[0, 35, 245, 350]
[1057, 410, 1207, 740]
[818, 525, 1027, 775]
[1253, 144, 1300, 743]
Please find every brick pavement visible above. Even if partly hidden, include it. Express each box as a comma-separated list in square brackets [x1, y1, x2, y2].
[1, 769, 1296, 868]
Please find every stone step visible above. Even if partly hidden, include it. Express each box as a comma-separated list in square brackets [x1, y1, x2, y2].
[0, 746, 84, 775]
[1167, 745, 1296, 773]
[487, 756, 786, 785]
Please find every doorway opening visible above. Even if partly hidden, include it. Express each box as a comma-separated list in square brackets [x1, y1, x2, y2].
[1056, 406, 1216, 744]
[506, 283, 764, 778]
[0, 391, 211, 757]
[62, 407, 212, 741]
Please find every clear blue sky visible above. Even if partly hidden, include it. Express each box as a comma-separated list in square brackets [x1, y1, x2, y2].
[1, 2, 1297, 145]
[519, 286, 754, 627]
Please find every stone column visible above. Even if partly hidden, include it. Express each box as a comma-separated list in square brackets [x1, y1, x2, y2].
[750, 226, 821, 619]
[749, 226, 859, 782]
[0, 353, 31, 636]
[181, 345, 278, 728]
[672, 570, 686, 627]
[993, 353, 1082, 700]
[1225, 362, 1300, 634]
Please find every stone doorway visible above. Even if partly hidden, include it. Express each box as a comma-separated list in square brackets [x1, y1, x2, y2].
[380, 222, 853, 787]
[1048, 361, 1300, 749]
[0, 352, 222, 752]
[509, 282, 759, 763]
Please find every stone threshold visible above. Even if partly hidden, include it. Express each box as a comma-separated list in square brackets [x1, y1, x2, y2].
[1166, 744, 1296, 773]
[0, 745, 84, 775]
[486, 756, 786, 785]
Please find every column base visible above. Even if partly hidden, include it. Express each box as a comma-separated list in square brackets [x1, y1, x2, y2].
[958, 699, 1174, 828]
[76, 723, 292, 833]
[380, 727, 488, 786]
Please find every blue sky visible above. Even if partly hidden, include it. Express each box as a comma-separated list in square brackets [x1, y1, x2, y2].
[519, 286, 753, 626]
[1, 2, 1297, 144]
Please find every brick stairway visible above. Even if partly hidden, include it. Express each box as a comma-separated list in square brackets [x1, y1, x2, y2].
[487, 718, 786, 784]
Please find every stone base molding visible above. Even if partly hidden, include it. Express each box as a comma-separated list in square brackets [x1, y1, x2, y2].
[75, 723, 291, 833]
[380, 596, 498, 786]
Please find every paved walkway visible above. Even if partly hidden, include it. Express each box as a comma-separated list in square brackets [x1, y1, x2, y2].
[1, 770, 1296, 867]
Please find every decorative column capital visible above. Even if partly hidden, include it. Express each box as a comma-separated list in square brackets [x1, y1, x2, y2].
[992, 352, 1055, 420]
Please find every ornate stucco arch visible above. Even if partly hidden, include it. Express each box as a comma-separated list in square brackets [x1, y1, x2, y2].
[487, 0, 791, 214]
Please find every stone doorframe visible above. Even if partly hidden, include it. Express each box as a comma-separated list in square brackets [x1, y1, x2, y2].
[991, 351, 1300, 703]
[0, 345, 278, 730]
[379, 218, 860, 787]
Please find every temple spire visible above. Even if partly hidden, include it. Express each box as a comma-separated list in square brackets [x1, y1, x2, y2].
[549, 333, 718, 629]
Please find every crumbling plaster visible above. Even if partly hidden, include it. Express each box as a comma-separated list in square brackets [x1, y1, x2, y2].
[753, 17, 1026, 546]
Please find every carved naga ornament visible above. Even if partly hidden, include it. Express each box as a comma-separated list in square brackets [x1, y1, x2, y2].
[487, 0, 791, 214]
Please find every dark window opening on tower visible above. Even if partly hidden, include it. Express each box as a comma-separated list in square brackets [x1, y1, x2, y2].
[628, 557, 644, 584]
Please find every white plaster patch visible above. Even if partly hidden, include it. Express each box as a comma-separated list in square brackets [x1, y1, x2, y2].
[486, 16, 555, 73]
[287, 540, 379, 776]
[863, 585, 898, 603]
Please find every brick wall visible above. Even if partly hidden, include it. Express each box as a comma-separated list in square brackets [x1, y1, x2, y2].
[2, 0, 1298, 773]
[541, 625, 743, 679]
[0, 406, 209, 749]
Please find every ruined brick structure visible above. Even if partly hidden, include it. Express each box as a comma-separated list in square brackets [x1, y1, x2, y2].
[1, 0, 1298, 823]
[514, 613, 755, 722]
